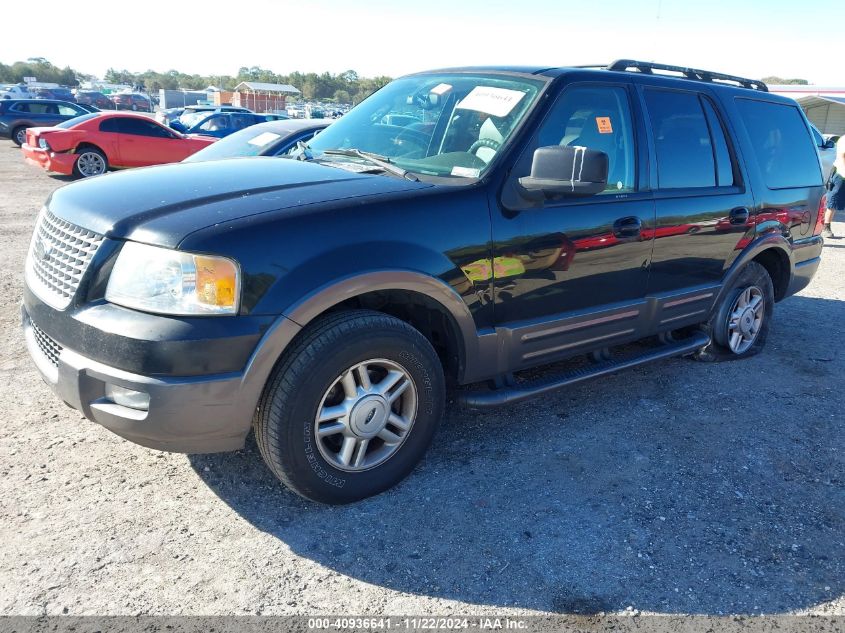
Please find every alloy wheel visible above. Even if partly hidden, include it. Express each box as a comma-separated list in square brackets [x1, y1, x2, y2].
[726, 285, 764, 354]
[314, 358, 418, 472]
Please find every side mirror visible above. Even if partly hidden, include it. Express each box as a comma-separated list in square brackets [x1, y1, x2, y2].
[170, 120, 187, 133]
[518, 145, 608, 200]
[822, 138, 836, 150]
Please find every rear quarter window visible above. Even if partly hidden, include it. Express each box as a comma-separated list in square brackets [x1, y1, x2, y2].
[736, 98, 821, 189]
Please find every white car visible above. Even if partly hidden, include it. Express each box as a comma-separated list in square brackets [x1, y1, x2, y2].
[0, 84, 33, 100]
[810, 123, 836, 180]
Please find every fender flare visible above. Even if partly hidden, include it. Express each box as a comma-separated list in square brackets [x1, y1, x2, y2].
[233, 271, 493, 429]
[713, 233, 792, 310]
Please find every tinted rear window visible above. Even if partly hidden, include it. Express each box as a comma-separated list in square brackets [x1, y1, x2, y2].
[56, 113, 99, 129]
[736, 98, 821, 189]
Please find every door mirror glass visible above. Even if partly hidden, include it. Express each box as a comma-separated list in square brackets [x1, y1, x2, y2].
[518, 145, 608, 199]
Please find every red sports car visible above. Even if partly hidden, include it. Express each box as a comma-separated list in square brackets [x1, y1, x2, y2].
[22, 112, 216, 178]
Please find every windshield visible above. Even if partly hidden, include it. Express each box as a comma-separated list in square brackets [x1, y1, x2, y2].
[185, 126, 286, 162]
[306, 73, 545, 178]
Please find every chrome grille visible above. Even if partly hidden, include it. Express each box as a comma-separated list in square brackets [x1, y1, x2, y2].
[26, 208, 104, 309]
[31, 321, 62, 368]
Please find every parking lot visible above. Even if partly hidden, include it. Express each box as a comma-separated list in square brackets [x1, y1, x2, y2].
[0, 140, 843, 616]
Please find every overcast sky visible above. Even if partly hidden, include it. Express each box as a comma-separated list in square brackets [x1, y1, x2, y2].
[3, 0, 842, 85]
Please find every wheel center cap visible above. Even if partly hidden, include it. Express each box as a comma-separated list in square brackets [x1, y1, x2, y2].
[739, 307, 755, 335]
[349, 395, 389, 438]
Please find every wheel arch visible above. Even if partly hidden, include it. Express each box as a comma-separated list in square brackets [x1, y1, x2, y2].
[716, 235, 793, 309]
[282, 271, 483, 384]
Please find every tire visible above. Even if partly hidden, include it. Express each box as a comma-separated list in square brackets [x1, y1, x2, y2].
[131, 104, 138, 111]
[72, 147, 108, 178]
[694, 261, 774, 362]
[254, 309, 445, 504]
[11, 126, 27, 146]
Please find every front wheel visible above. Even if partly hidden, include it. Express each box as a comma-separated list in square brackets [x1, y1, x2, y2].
[694, 261, 774, 361]
[254, 310, 445, 504]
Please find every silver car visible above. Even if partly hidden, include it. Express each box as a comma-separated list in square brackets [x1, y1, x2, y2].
[810, 123, 836, 180]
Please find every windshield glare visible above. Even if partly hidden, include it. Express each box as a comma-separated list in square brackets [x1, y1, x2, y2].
[306, 73, 545, 178]
[179, 111, 211, 128]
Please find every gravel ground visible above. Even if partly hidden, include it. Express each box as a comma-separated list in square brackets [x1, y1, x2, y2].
[0, 141, 843, 617]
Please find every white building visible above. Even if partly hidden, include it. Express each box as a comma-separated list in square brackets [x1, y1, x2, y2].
[769, 85, 845, 135]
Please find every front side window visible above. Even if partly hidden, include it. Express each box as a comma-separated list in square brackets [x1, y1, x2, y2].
[117, 118, 173, 138]
[57, 104, 81, 117]
[198, 115, 230, 133]
[306, 73, 546, 179]
[736, 98, 821, 189]
[535, 84, 637, 192]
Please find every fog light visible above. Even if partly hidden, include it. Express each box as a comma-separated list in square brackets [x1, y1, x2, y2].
[105, 384, 150, 411]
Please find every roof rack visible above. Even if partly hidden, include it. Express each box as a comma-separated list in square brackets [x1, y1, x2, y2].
[604, 59, 768, 92]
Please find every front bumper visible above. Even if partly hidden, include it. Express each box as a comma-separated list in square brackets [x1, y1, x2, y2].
[23, 304, 255, 452]
[22, 143, 76, 175]
[22, 286, 303, 453]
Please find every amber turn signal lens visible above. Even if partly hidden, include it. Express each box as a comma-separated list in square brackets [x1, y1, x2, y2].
[195, 256, 238, 309]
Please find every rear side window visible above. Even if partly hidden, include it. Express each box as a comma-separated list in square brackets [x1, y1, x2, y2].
[736, 99, 821, 188]
[644, 89, 717, 189]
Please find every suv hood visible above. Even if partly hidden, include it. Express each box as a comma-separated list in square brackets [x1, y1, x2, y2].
[46, 157, 434, 248]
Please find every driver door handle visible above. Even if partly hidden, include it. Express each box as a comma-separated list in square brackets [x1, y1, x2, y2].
[613, 216, 642, 238]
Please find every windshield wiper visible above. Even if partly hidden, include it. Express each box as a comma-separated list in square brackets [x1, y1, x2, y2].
[321, 148, 419, 182]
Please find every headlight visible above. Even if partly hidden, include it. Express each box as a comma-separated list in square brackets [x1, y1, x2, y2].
[105, 242, 240, 315]
[38, 138, 50, 150]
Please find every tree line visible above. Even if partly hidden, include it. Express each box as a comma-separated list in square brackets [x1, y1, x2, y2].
[0, 58, 81, 87]
[0, 58, 391, 104]
[104, 66, 392, 104]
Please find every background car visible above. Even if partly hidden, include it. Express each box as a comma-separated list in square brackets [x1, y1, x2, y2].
[157, 104, 253, 127]
[810, 123, 836, 180]
[110, 92, 152, 112]
[30, 87, 76, 102]
[0, 99, 91, 145]
[170, 111, 282, 138]
[183, 118, 330, 162]
[0, 84, 33, 100]
[74, 91, 114, 110]
[21, 112, 215, 178]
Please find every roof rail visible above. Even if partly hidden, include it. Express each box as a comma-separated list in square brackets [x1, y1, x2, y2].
[605, 59, 768, 92]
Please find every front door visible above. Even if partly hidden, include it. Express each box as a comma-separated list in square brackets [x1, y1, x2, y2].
[491, 82, 656, 371]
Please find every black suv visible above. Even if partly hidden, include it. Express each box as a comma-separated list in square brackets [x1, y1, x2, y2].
[22, 61, 825, 503]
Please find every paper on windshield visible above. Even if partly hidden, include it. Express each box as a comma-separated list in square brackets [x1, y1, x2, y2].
[247, 132, 282, 146]
[456, 86, 526, 118]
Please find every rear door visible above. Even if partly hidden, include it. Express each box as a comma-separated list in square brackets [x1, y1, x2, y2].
[640, 85, 756, 328]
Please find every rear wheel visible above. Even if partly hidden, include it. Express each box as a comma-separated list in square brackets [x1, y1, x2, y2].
[694, 261, 774, 361]
[72, 147, 108, 178]
[254, 310, 445, 504]
[12, 126, 27, 146]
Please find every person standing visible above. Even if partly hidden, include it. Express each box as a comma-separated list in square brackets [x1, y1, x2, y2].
[823, 136, 845, 238]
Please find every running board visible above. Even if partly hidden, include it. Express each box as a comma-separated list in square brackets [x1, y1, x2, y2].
[458, 331, 710, 408]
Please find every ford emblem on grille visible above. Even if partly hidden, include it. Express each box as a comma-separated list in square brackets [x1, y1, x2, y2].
[33, 237, 52, 262]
